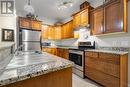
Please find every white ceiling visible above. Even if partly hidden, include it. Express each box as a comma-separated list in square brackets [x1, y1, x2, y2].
[15, 0, 103, 24]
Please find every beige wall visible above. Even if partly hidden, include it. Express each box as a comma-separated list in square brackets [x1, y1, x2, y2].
[0, 16, 16, 47]
[0, 0, 16, 47]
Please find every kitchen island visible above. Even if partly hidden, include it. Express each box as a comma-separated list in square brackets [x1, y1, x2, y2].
[0, 52, 73, 87]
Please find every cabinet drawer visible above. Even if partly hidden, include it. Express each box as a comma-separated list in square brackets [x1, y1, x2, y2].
[85, 57, 99, 67]
[85, 51, 98, 58]
[99, 53, 120, 64]
[85, 67, 120, 87]
[85, 57, 120, 78]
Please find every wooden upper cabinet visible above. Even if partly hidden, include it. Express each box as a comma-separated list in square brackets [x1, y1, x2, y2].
[55, 26, 62, 40]
[91, 7, 104, 35]
[80, 9, 89, 26]
[19, 17, 42, 30]
[72, 7, 93, 29]
[91, 0, 127, 35]
[42, 23, 73, 40]
[73, 13, 81, 29]
[61, 24, 66, 39]
[19, 17, 30, 29]
[104, 1, 123, 33]
[62, 21, 74, 39]
[62, 23, 68, 39]
[31, 20, 42, 30]
[42, 25, 49, 39]
[64, 23, 69, 39]
[68, 21, 74, 38]
[48, 26, 55, 40]
[65, 22, 72, 38]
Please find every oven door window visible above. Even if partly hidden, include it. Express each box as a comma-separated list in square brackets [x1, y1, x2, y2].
[69, 53, 82, 66]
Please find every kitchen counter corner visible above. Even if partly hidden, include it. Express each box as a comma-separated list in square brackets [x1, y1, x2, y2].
[0, 52, 73, 86]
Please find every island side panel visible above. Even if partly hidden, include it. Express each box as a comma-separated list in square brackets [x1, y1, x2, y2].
[2, 67, 72, 87]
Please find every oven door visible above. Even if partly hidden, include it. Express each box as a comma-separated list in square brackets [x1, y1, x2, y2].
[69, 50, 84, 71]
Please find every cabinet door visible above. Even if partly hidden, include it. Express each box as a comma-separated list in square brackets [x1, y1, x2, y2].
[55, 26, 62, 40]
[85, 67, 120, 87]
[68, 21, 74, 38]
[63, 49, 69, 59]
[31, 20, 42, 30]
[80, 9, 89, 26]
[48, 26, 54, 40]
[62, 21, 74, 39]
[51, 48, 57, 55]
[65, 23, 70, 38]
[62, 24, 67, 39]
[73, 13, 81, 29]
[104, 1, 122, 33]
[42, 25, 49, 39]
[19, 17, 30, 29]
[61, 25, 64, 39]
[57, 48, 62, 57]
[91, 7, 104, 35]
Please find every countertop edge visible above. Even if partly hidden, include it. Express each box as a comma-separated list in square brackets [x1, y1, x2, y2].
[0, 63, 72, 86]
[42, 46, 78, 49]
[85, 49, 129, 55]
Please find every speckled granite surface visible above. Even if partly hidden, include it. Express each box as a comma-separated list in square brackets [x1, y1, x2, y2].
[86, 49, 128, 55]
[0, 52, 73, 86]
[85, 47, 129, 55]
[0, 44, 14, 77]
[42, 46, 78, 49]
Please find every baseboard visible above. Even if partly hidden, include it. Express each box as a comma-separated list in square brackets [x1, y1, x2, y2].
[128, 84, 130, 87]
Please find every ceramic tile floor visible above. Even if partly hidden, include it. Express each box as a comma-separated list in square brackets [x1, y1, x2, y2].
[73, 74, 102, 87]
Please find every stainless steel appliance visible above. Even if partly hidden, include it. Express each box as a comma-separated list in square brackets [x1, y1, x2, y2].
[69, 41, 95, 78]
[20, 29, 42, 51]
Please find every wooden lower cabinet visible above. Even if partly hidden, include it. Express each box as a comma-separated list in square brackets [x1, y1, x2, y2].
[85, 51, 128, 87]
[42, 48, 57, 55]
[42, 48, 69, 60]
[2, 68, 72, 87]
[85, 67, 120, 87]
[57, 48, 69, 60]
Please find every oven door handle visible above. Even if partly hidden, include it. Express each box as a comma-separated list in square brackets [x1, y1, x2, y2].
[69, 51, 84, 55]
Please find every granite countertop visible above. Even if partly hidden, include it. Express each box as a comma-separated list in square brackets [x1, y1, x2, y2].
[42, 46, 78, 49]
[0, 52, 73, 86]
[85, 49, 128, 55]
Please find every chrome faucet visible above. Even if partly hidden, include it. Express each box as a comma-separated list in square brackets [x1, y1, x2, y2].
[14, 44, 25, 56]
